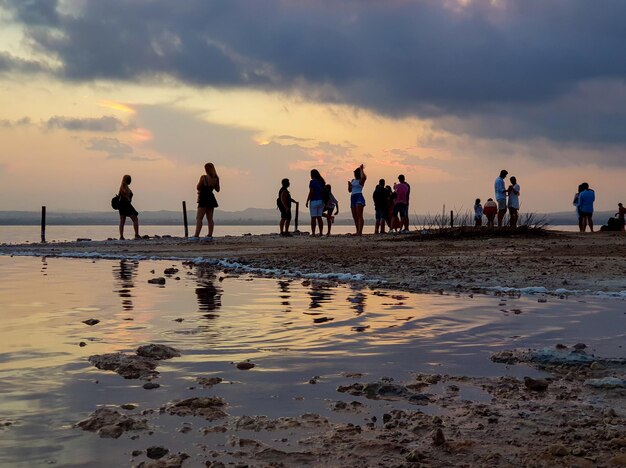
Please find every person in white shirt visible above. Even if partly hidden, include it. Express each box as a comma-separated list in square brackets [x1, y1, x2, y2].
[507, 176, 520, 228]
[494, 169, 508, 227]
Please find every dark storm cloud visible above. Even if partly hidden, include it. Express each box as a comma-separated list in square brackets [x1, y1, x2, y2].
[4, 0, 626, 144]
[46, 115, 133, 132]
[0, 52, 48, 74]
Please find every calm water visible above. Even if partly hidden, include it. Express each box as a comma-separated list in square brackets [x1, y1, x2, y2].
[0, 224, 579, 244]
[0, 256, 623, 467]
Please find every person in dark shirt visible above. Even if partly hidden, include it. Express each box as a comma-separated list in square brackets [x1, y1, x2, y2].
[373, 179, 389, 234]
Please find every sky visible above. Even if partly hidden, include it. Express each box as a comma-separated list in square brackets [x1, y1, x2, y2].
[1, 0, 625, 215]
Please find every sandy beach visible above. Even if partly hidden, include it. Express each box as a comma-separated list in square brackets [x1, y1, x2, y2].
[3, 229, 626, 295]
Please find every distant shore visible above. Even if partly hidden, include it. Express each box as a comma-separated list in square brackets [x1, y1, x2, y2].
[2, 229, 626, 295]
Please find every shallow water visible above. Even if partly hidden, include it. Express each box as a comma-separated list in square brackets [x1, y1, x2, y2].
[0, 256, 623, 467]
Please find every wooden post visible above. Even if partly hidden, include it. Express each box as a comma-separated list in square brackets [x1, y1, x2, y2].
[182, 201, 189, 238]
[450, 210, 454, 228]
[41, 206, 46, 243]
[294, 201, 300, 232]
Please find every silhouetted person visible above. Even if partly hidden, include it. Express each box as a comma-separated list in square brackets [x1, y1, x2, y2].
[323, 184, 339, 236]
[483, 198, 497, 228]
[306, 169, 326, 237]
[507, 176, 520, 228]
[474, 198, 483, 227]
[117, 174, 140, 240]
[494, 169, 508, 227]
[616, 203, 626, 232]
[373, 179, 388, 234]
[193, 163, 220, 239]
[393, 175, 411, 232]
[573, 184, 585, 232]
[577, 182, 595, 232]
[348, 164, 367, 235]
[278, 178, 292, 236]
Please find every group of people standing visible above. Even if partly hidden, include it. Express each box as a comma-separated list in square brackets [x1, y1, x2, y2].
[473, 170, 521, 229]
[116, 163, 221, 240]
[278, 166, 412, 237]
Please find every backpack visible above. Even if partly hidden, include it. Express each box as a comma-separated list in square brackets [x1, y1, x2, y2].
[111, 194, 121, 210]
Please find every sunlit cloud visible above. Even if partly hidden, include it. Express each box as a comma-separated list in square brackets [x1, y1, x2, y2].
[98, 100, 136, 114]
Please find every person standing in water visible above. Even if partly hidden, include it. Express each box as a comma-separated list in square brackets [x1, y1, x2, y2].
[348, 164, 367, 236]
[193, 163, 220, 239]
[494, 169, 508, 227]
[507, 176, 521, 228]
[278, 178, 292, 236]
[117, 174, 140, 240]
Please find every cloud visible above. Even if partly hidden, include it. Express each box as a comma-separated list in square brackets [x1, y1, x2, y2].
[0, 51, 48, 74]
[86, 137, 154, 160]
[46, 115, 133, 132]
[0, 117, 32, 128]
[4, 1, 626, 148]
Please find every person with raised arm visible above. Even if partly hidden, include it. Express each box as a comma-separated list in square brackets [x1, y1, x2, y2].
[348, 164, 367, 236]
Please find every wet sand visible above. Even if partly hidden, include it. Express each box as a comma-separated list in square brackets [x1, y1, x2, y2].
[3, 229, 626, 294]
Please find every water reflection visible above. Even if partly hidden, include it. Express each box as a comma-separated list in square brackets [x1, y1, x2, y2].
[195, 268, 222, 318]
[112, 259, 138, 310]
[308, 281, 334, 310]
[347, 290, 366, 315]
[278, 280, 291, 311]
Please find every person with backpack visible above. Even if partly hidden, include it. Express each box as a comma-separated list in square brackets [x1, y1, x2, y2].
[306, 169, 326, 237]
[277, 178, 292, 236]
[117, 174, 140, 240]
[323, 184, 339, 236]
[348, 164, 367, 236]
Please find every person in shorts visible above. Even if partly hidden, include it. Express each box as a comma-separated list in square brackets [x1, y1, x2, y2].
[494, 169, 508, 227]
[323, 184, 339, 236]
[278, 178, 292, 236]
[393, 175, 411, 233]
[507, 176, 520, 228]
[348, 164, 367, 236]
[306, 169, 326, 237]
[577, 182, 595, 232]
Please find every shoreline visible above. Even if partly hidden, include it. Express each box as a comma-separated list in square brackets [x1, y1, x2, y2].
[2, 229, 626, 296]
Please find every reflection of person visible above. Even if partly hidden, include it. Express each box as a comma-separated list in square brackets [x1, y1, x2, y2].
[306, 169, 326, 237]
[348, 164, 367, 236]
[117, 174, 140, 240]
[507, 176, 520, 228]
[616, 203, 626, 232]
[474, 198, 483, 227]
[195, 269, 222, 315]
[494, 169, 508, 227]
[577, 182, 595, 232]
[278, 178, 292, 236]
[483, 198, 498, 228]
[323, 185, 339, 236]
[373, 179, 388, 234]
[393, 175, 411, 233]
[114, 259, 138, 310]
[193, 163, 220, 240]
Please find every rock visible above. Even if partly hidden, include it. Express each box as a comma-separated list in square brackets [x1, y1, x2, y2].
[143, 382, 160, 390]
[406, 449, 426, 462]
[136, 344, 180, 360]
[313, 317, 334, 324]
[573, 343, 587, 350]
[609, 453, 626, 466]
[131, 450, 142, 457]
[432, 427, 446, 446]
[555, 343, 568, 349]
[236, 361, 255, 370]
[79, 342, 87, 347]
[584, 377, 626, 389]
[137, 453, 189, 468]
[75, 408, 148, 438]
[548, 444, 568, 457]
[146, 446, 169, 459]
[524, 377, 550, 391]
[590, 361, 606, 370]
[164, 397, 227, 421]
[120, 403, 137, 410]
[89, 353, 158, 380]
[197, 377, 223, 388]
[148, 277, 166, 285]
[163, 268, 179, 275]
[82, 319, 100, 326]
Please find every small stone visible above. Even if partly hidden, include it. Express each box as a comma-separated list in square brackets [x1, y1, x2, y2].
[524, 377, 550, 391]
[146, 446, 169, 459]
[142, 382, 160, 390]
[432, 427, 446, 446]
[120, 404, 137, 410]
[590, 362, 606, 370]
[131, 450, 142, 457]
[98, 425, 123, 439]
[79, 342, 87, 347]
[148, 277, 166, 285]
[548, 444, 568, 457]
[555, 343, 568, 349]
[173, 318, 184, 323]
[313, 317, 333, 324]
[164, 268, 179, 275]
[236, 361, 255, 370]
[82, 319, 100, 326]
[573, 343, 587, 350]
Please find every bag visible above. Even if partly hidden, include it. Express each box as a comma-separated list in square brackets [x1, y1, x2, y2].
[111, 194, 121, 210]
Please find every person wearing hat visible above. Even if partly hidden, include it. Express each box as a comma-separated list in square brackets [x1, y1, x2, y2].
[494, 169, 508, 227]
